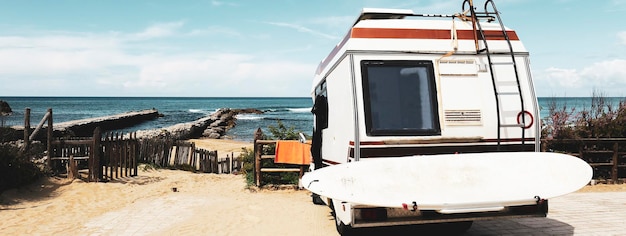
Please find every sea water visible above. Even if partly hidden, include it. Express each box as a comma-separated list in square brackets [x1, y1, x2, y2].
[1, 97, 624, 141]
[0, 97, 313, 141]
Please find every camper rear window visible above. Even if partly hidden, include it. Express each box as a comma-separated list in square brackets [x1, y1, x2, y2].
[361, 60, 440, 136]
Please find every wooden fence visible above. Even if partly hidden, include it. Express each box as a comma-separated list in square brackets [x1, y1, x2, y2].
[542, 138, 626, 184]
[139, 139, 241, 174]
[50, 128, 138, 182]
[23, 108, 241, 182]
[253, 129, 307, 187]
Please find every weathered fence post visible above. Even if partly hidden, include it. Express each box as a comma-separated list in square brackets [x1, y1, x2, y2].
[68, 155, 77, 180]
[46, 108, 53, 168]
[254, 128, 263, 186]
[90, 127, 101, 182]
[133, 132, 138, 176]
[612, 142, 619, 184]
[23, 108, 30, 152]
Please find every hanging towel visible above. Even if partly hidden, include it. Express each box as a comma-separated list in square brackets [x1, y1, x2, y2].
[275, 140, 312, 165]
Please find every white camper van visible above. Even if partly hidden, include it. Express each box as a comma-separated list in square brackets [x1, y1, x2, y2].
[307, 0, 556, 234]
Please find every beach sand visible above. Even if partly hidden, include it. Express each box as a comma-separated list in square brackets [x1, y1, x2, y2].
[0, 138, 335, 235]
[0, 138, 623, 235]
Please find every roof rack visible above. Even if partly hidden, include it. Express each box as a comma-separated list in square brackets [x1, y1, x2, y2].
[353, 6, 497, 26]
[354, 8, 456, 25]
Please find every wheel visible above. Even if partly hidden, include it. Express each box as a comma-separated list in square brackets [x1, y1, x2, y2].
[334, 211, 356, 236]
[311, 193, 326, 205]
[329, 200, 357, 236]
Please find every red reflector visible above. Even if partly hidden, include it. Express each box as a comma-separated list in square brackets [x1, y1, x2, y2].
[360, 208, 388, 221]
[402, 203, 408, 210]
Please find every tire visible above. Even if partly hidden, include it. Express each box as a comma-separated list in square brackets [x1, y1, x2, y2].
[311, 193, 326, 205]
[334, 212, 356, 236]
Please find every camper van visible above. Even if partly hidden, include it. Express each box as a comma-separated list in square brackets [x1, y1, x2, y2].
[308, 0, 550, 234]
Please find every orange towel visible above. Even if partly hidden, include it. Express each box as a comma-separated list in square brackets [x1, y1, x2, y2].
[275, 141, 311, 165]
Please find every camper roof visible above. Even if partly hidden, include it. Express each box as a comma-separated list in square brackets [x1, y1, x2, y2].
[354, 8, 460, 26]
[354, 8, 415, 25]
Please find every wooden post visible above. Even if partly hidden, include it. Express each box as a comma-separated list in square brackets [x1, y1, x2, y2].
[23, 108, 30, 152]
[68, 155, 77, 180]
[133, 132, 138, 176]
[92, 127, 101, 182]
[123, 134, 128, 177]
[612, 142, 619, 184]
[46, 108, 53, 168]
[115, 132, 120, 179]
[107, 132, 113, 180]
[254, 128, 263, 186]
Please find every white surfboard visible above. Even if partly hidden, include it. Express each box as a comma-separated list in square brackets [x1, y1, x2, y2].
[302, 152, 592, 212]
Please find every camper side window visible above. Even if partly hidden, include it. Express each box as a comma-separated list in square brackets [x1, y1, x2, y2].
[361, 60, 440, 136]
[312, 80, 328, 130]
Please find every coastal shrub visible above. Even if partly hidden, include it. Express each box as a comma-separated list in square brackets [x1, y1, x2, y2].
[0, 127, 20, 142]
[541, 98, 577, 140]
[542, 91, 626, 140]
[0, 144, 43, 193]
[267, 120, 302, 141]
[240, 147, 255, 186]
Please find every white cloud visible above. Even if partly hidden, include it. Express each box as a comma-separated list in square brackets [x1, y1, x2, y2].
[210, 0, 239, 7]
[0, 22, 314, 97]
[128, 21, 185, 41]
[535, 59, 626, 96]
[309, 16, 354, 29]
[187, 26, 242, 38]
[265, 22, 339, 40]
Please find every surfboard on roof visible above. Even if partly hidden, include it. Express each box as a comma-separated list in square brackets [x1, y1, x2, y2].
[304, 1, 591, 235]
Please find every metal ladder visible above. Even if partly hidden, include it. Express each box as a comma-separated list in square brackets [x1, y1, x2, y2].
[463, 0, 526, 149]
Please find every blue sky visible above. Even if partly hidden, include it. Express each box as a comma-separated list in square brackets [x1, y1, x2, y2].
[0, 0, 624, 97]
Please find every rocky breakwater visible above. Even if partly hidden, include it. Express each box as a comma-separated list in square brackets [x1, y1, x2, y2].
[9, 109, 161, 140]
[53, 109, 161, 137]
[136, 108, 262, 140]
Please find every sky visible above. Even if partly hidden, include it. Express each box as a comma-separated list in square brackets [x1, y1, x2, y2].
[0, 0, 624, 97]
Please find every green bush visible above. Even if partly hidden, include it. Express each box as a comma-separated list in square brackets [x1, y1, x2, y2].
[0, 144, 43, 193]
[542, 91, 626, 139]
[267, 120, 302, 141]
[240, 147, 255, 186]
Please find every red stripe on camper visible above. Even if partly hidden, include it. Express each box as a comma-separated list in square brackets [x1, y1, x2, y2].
[349, 141, 386, 146]
[351, 28, 519, 41]
[322, 159, 342, 165]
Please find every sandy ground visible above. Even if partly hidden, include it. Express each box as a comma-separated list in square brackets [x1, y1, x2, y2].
[0, 138, 624, 235]
[0, 138, 336, 236]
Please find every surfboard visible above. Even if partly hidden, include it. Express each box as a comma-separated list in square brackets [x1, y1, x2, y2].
[302, 152, 592, 212]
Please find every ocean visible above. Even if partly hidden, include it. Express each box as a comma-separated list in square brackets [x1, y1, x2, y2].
[0, 97, 313, 141]
[1, 97, 624, 141]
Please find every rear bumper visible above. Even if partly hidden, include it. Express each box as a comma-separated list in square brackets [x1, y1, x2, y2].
[352, 200, 548, 228]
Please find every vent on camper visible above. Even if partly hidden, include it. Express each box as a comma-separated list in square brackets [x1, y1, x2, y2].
[438, 59, 479, 76]
[445, 110, 482, 125]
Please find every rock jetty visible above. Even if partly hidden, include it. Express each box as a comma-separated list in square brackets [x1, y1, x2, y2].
[53, 109, 161, 137]
[136, 108, 262, 140]
[10, 109, 161, 140]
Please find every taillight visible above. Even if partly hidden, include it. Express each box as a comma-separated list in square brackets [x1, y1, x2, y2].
[360, 208, 388, 221]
